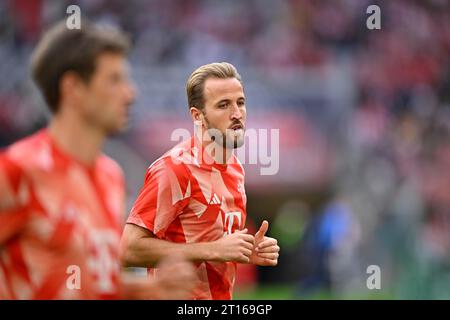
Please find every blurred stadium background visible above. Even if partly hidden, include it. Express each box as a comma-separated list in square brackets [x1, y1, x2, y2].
[1, 0, 450, 299]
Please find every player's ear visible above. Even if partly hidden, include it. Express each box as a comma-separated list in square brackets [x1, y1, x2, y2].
[190, 106, 202, 123]
[60, 71, 84, 103]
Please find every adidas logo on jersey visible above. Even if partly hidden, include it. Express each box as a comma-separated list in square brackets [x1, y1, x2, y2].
[209, 194, 221, 205]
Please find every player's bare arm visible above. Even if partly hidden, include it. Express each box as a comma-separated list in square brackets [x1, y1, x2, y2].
[120, 255, 196, 299]
[120, 222, 255, 267]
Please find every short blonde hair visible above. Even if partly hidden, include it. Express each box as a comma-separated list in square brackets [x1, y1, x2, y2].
[186, 62, 242, 111]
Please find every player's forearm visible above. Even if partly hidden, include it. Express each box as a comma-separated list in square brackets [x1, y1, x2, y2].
[121, 236, 217, 268]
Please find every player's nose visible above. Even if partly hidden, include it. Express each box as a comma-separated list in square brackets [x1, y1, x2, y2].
[123, 82, 136, 107]
[230, 103, 243, 120]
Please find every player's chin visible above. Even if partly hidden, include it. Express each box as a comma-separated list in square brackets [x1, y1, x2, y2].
[105, 121, 128, 136]
[224, 136, 245, 149]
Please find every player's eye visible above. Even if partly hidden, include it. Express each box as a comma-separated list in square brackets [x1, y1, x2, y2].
[110, 72, 128, 85]
[218, 103, 228, 109]
[110, 74, 121, 84]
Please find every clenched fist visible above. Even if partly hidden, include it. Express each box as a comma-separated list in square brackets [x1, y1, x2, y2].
[213, 228, 255, 263]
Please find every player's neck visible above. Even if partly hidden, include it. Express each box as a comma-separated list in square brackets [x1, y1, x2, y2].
[48, 111, 105, 167]
[201, 139, 234, 165]
[195, 130, 234, 165]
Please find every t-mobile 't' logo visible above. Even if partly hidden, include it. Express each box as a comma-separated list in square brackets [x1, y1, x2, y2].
[224, 211, 242, 235]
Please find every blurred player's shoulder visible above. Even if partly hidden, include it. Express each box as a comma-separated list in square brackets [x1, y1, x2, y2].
[4, 129, 52, 171]
[3, 129, 124, 182]
[0, 130, 48, 211]
[97, 153, 125, 183]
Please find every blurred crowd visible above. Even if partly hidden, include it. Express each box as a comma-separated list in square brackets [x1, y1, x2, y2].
[1, 0, 450, 299]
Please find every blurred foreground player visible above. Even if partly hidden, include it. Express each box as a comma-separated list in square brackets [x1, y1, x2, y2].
[121, 62, 280, 299]
[0, 21, 195, 299]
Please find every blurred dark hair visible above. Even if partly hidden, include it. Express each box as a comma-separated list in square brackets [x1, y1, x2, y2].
[31, 20, 130, 113]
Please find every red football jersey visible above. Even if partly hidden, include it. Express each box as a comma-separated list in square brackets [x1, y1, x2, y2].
[0, 129, 125, 299]
[127, 137, 247, 300]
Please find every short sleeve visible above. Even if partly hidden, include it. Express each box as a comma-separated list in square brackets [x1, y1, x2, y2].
[0, 154, 31, 244]
[127, 157, 190, 238]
